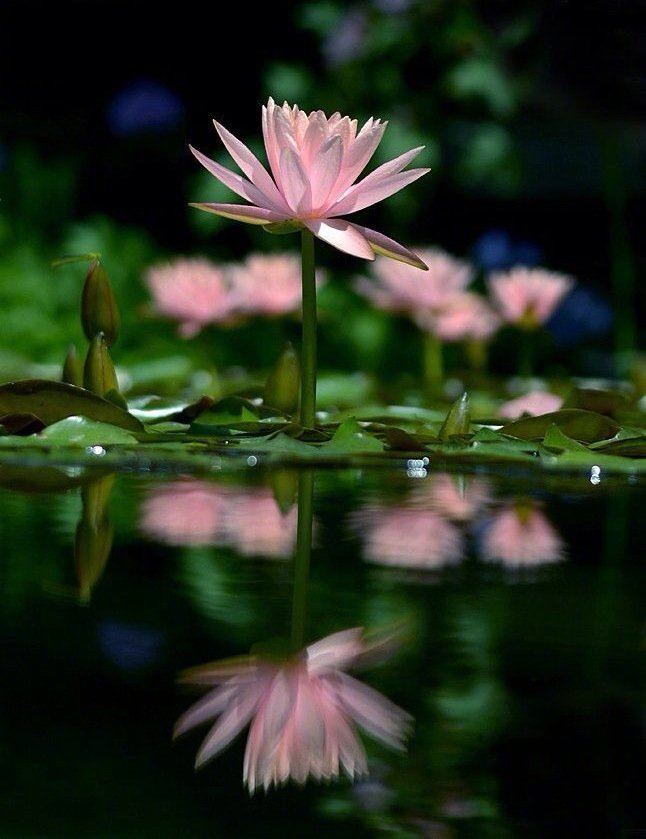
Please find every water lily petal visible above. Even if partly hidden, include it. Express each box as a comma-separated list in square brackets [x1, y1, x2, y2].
[305, 219, 375, 261]
[310, 136, 343, 212]
[189, 145, 275, 209]
[213, 120, 290, 213]
[279, 147, 312, 215]
[352, 224, 428, 269]
[190, 202, 288, 225]
[334, 119, 387, 196]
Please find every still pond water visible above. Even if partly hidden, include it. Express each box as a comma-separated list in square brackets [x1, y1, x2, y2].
[0, 459, 644, 838]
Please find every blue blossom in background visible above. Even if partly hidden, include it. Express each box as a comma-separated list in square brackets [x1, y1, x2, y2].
[97, 621, 163, 671]
[546, 285, 613, 346]
[106, 79, 184, 136]
[323, 7, 367, 67]
[472, 229, 542, 272]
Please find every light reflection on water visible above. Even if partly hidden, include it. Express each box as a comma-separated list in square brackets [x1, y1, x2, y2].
[0, 464, 643, 837]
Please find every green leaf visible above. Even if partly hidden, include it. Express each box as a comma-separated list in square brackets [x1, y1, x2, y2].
[562, 387, 633, 418]
[439, 393, 470, 440]
[543, 423, 589, 452]
[0, 380, 143, 432]
[323, 418, 384, 454]
[592, 436, 646, 457]
[37, 417, 138, 445]
[501, 409, 619, 444]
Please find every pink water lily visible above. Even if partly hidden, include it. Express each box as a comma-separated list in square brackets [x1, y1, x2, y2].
[190, 98, 429, 269]
[174, 628, 412, 793]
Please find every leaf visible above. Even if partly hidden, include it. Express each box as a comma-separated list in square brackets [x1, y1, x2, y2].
[592, 436, 646, 457]
[562, 387, 632, 418]
[501, 409, 619, 444]
[38, 417, 139, 445]
[322, 418, 384, 454]
[542, 423, 589, 452]
[0, 380, 143, 432]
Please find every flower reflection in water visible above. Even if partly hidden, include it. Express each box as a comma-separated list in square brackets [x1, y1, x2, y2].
[420, 473, 492, 522]
[139, 479, 297, 558]
[354, 504, 463, 570]
[174, 628, 412, 793]
[480, 500, 565, 568]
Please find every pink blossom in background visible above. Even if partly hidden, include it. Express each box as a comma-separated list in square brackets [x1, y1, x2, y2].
[356, 247, 472, 315]
[139, 480, 226, 545]
[228, 253, 324, 317]
[498, 390, 564, 419]
[222, 488, 298, 558]
[487, 267, 574, 329]
[480, 503, 565, 567]
[174, 628, 412, 793]
[354, 504, 463, 569]
[416, 473, 492, 522]
[144, 258, 237, 337]
[415, 291, 501, 342]
[190, 97, 428, 268]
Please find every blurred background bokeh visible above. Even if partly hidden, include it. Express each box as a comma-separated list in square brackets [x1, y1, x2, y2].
[1, 0, 644, 388]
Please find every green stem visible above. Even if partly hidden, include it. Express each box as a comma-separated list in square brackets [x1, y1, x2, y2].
[300, 230, 317, 428]
[423, 330, 443, 395]
[291, 470, 314, 650]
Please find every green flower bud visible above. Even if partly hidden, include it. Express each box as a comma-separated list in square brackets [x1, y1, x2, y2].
[62, 344, 83, 387]
[263, 343, 300, 416]
[439, 392, 470, 440]
[83, 333, 120, 398]
[81, 259, 120, 346]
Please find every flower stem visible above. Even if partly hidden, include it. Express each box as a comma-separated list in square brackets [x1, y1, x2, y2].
[291, 470, 314, 650]
[300, 229, 317, 428]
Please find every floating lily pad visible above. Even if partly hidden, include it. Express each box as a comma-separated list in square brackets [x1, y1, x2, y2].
[0, 380, 143, 432]
[501, 409, 619, 443]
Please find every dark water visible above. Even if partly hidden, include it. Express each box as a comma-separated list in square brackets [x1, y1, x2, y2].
[0, 461, 644, 838]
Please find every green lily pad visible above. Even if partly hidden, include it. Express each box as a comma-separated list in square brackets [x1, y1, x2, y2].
[0, 380, 143, 432]
[501, 409, 619, 443]
[322, 418, 385, 454]
[543, 423, 589, 452]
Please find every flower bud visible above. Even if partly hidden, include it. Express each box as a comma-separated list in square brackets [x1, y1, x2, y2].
[62, 344, 83, 387]
[439, 392, 470, 440]
[263, 343, 300, 416]
[81, 259, 120, 346]
[83, 332, 120, 398]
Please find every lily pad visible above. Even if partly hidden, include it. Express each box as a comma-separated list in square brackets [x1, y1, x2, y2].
[501, 409, 619, 444]
[0, 380, 143, 432]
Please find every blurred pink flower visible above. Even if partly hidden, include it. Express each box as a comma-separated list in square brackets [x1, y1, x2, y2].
[356, 248, 472, 315]
[487, 267, 574, 329]
[354, 504, 463, 569]
[139, 480, 226, 545]
[222, 488, 298, 558]
[228, 253, 325, 317]
[190, 97, 428, 268]
[144, 257, 237, 337]
[417, 473, 492, 522]
[140, 481, 297, 559]
[498, 390, 564, 419]
[416, 292, 501, 342]
[174, 628, 412, 793]
[480, 502, 565, 567]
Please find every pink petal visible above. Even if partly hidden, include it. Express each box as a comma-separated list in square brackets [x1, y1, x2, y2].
[310, 136, 343, 211]
[336, 672, 412, 750]
[305, 218, 375, 261]
[189, 202, 287, 225]
[301, 111, 328, 167]
[262, 99, 282, 188]
[212, 120, 289, 213]
[352, 224, 428, 269]
[306, 627, 364, 672]
[190, 145, 279, 210]
[194, 680, 265, 768]
[334, 167, 429, 215]
[279, 148, 312, 215]
[334, 120, 387, 196]
[173, 684, 236, 738]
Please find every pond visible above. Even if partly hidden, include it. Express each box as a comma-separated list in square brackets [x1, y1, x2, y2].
[0, 459, 643, 838]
